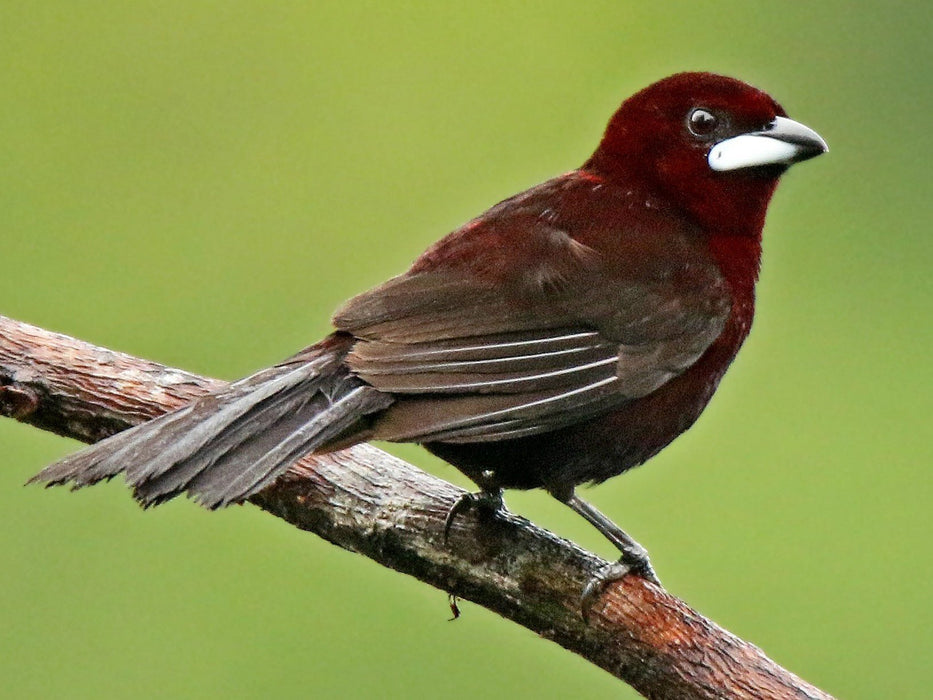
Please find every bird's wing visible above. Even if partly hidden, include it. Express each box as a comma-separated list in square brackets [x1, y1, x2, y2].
[333, 238, 730, 444]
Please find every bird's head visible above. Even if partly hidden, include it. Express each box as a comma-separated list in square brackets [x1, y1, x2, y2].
[586, 72, 827, 235]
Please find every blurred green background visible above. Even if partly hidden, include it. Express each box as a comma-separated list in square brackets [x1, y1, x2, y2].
[1, 2, 929, 698]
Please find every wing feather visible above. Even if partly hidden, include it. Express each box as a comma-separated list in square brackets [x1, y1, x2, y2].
[334, 263, 728, 445]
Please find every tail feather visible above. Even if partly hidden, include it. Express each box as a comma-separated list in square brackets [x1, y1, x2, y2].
[30, 334, 394, 508]
[186, 381, 380, 507]
[128, 363, 334, 504]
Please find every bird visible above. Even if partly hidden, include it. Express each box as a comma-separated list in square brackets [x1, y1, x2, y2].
[32, 72, 827, 592]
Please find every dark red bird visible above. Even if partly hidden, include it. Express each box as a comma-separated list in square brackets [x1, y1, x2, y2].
[33, 72, 827, 587]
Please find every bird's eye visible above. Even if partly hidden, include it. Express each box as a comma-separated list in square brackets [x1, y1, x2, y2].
[688, 108, 718, 136]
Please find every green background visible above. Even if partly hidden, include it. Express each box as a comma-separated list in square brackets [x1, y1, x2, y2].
[1, 3, 929, 698]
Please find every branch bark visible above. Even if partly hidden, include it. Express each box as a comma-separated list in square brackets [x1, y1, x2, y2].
[0, 314, 833, 700]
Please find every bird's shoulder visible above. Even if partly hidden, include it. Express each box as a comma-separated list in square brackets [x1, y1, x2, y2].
[333, 169, 731, 345]
[416, 171, 721, 283]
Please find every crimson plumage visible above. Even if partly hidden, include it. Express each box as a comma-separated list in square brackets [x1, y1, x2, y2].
[33, 72, 827, 584]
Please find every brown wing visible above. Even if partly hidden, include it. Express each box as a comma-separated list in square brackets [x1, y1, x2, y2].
[333, 224, 730, 444]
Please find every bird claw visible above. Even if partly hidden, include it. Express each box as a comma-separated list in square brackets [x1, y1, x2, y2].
[443, 489, 504, 543]
[630, 554, 661, 587]
[580, 557, 661, 622]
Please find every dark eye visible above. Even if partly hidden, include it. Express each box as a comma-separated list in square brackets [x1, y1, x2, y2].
[688, 108, 718, 136]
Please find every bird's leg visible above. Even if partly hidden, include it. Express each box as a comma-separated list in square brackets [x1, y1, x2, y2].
[550, 488, 661, 615]
[562, 491, 658, 580]
[443, 487, 505, 543]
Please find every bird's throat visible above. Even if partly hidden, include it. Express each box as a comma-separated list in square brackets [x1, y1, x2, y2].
[708, 231, 762, 351]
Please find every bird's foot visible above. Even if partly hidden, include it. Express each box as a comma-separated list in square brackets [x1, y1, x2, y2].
[443, 488, 504, 543]
[581, 554, 661, 622]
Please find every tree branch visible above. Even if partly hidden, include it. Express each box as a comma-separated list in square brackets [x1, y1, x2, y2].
[0, 314, 833, 700]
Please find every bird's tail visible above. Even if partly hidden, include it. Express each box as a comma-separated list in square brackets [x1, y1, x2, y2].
[29, 333, 394, 508]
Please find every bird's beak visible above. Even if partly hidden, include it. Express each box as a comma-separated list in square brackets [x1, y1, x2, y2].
[708, 116, 828, 172]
